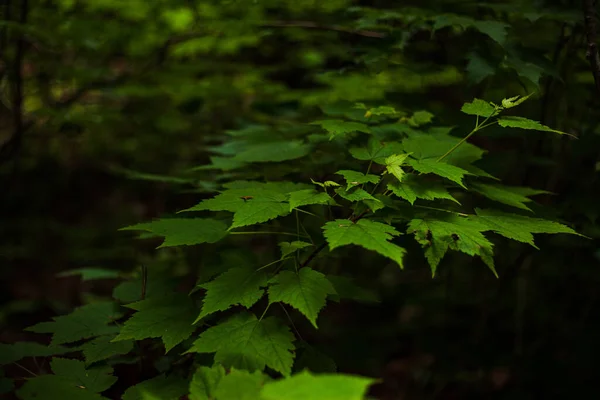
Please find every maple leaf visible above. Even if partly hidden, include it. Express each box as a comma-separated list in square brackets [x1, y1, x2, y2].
[384, 154, 410, 182]
[187, 312, 295, 376]
[113, 293, 197, 353]
[81, 335, 134, 365]
[26, 302, 122, 345]
[0, 342, 72, 366]
[407, 158, 471, 188]
[213, 368, 268, 400]
[311, 119, 371, 139]
[17, 358, 116, 400]
[183, 186, 291, 229]
[122, 374, 188, 400]
[268, 268, 337, 328]
[121, 218, 228, 247]
[474, 208, 580, 248]
[460, 98, 498, 117]
[335, 187, 380, 203]
[401, 133, 485, 166]
[323, 219, 406, 268]
[279, 241, 312, 258]
[387, 175, 459, 205]
[349, 138, 404, 165]
[196, 266, 269, 321]
[261, 370, 375, 400]
[335, 170, 380, 190]
[189, 365, 225, 400]
[288, 189, 334, 211]
[498, 116, 574, 136]
[471, 182, 549, 211]
[231, 140, 311, 163]
[407, 215, 495, 276]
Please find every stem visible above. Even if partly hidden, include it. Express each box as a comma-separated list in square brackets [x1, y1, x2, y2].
[436, 115, 495, 162]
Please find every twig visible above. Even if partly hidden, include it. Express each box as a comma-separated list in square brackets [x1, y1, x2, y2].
[583, 0, 600, 94]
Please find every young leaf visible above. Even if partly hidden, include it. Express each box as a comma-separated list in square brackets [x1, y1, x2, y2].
[387, 175, 460, 205]
[122, 374, 188, 400]
[213, 368, 268, 400]
[268, 267, 337, 328]
[335, 170, 380, 190]
[474, 208, 580, 248]
[189, 365, 225, 400]
[26, 302, 122, 345]
[82, 335, 134, 365]
[384, 153, 410, 182]
[121, 218, 228, 247]
[311, 119, 371, 139]
[279, 241, 312, 258]
[460, 98, 498, 117]
[187, 312, 295, 376]
[261, 370, 376, 400]
[288, 189, 334, 211]
[17, 358, 116, 400]
[323, 219, 406, 268]
[113, 293, 197, 353]
[408, 215, 495, 276]
[471, 182, 549, 211]
[407, 158, 471, 188]
[196, 266, 269, 321]
[500, 93, 533, 108]
[497, 116, 574, 136]
[349, 138, 404, 165]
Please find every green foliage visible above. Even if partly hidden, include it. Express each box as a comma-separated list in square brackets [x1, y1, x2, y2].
[3, 0, 590, 398]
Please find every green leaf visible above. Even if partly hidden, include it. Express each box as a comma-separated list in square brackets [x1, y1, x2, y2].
[189, 365, 225, 400]
[466, 52, 496, 84]
[335, 170, 380, 190]
[311, 120, 371, 139]
[213, 368, 268, 400]
[113, 293, 197, 352]
[261, 370, 376, 400]
[387, 175, 460, 205]
[81, 335, 134, 365]
[268, 268, 336, 328]
[279, 241, 312, 258]
[474, 208, 580, 249]
[471, 182, 549, 211]
[288, 189, 334, 211]
[197, 266, 269, 321]
[335, 188, 380, 203]
[497, 116, 573, 136]
[407, 158, 471, 188]
[0, 342, 72, 366]
[384, 153, 410, 182]
[17, 358, 116, 400]
[460, 98, 498, 117]
[349, 138, 404, 165]
[122, 374, 188, 400]
[294, 345, 337, 373]
[402, 133, 485, 166]
[472, 20, 510, 44]
[232, 141, 311, 163]
[57, 268, 120, 281]
[408, 110, 434, 127]
[121, 218, 228, 247]
[326, 275, 379, 303]
[187, 312, 295, 376]
[26, 302, 122, 345]
[323, 219, 406, 268]
[407, 215, 495, 276]
[500, 93, 533, 109]
[183, 187, 290, 229]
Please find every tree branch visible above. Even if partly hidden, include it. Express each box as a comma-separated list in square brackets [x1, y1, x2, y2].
[583, 0, 600, 94]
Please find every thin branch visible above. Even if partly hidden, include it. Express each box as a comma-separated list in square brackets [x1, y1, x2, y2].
[583, 0, 600, 94]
